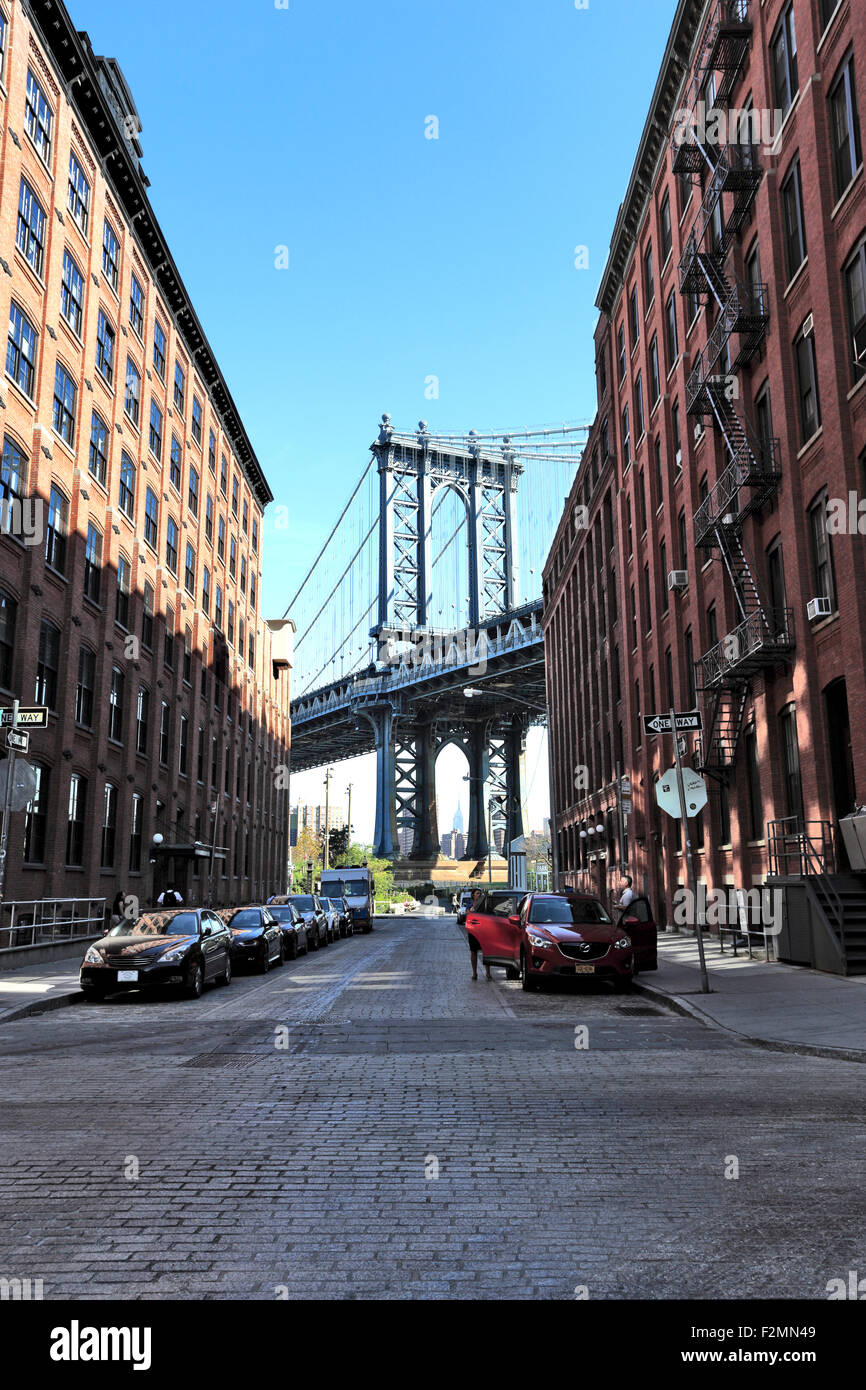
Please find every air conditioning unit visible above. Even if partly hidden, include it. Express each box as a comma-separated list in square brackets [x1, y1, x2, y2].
[807, 596, 832, 622]
[802, 313, 814, 339]
[668, 570, 689, 592]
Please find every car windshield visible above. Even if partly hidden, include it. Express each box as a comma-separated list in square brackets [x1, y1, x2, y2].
[334, 879, 369, 896]
[110, 912, 199, 936]
[228, 909, 261, 929]
[529, 898, 612, 925]
[268, 906, 296, 923]
[291, 896, 314, 911]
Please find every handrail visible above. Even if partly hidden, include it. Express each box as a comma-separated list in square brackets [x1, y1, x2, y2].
[695, 608, 793, 688]
[0, 897, 107, 953]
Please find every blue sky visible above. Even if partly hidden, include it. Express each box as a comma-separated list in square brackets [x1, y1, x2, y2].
[70, 0, 675, 840]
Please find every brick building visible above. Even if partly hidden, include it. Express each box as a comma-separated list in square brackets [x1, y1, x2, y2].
[0, 0, 291, 919]
[544, 0, 866, 951]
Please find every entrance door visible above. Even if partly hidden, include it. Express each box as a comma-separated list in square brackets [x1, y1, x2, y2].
[824, 679, 856, 870]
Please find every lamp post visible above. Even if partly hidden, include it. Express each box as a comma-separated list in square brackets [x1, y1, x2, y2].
[323, 767, 333, 872]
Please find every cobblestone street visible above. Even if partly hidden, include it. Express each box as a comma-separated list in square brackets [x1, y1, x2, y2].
[0, 916, 863, 1300]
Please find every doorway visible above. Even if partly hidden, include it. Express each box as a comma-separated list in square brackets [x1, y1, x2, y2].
[824, 679, 856, 870]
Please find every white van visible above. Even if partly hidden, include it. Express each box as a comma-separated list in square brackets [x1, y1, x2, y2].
[319, 868, 374, 933]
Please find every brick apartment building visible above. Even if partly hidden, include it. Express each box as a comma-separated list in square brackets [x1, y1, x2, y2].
[0, 0, 291, 921]
[544, 0, 866, 955]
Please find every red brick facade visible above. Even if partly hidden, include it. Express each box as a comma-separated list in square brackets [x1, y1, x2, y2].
[0, 0, 290, 917]
[544, 0, 866, 922]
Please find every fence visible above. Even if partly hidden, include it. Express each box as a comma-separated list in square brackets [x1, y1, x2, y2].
[0, 897, 106, 953]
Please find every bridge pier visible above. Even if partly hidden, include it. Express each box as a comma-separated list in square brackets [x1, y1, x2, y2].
[359, 704, 399, 860]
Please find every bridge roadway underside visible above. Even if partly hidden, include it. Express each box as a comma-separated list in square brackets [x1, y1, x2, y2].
[289, 629, 546, 863]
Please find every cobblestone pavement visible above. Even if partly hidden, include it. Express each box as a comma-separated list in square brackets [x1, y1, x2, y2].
[0, 916, 863, 1300]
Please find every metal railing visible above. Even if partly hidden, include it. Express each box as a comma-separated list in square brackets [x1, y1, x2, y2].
[695, 608, 794, 688]
[767, 820, 836, 878]
[0, 897, 107, 952]
[693, 437, 780, 547]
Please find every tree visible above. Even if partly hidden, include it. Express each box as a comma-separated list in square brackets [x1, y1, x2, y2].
[328, 825, 350, 864]
[292, 827, 320, 877]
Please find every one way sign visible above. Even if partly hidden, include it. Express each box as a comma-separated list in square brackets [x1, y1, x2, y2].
[0, 706, 49, 728]
[643, 711, 703, 736]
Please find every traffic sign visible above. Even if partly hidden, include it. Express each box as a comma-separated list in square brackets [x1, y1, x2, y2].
[6, 729, 28, 753]
[656, 766, 708, 819]
[620, 796, 633, 815]
[0, 706, 48, 728]
[643, 711, 703, 736]
[0, 758, 37, 811]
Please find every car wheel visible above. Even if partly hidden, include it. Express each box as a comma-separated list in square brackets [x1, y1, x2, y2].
[186, 962, 204, 999]
[520, 952, 537, 991]
[273, 940, 284, 968]
[505, 965, 520, 981]
[85, 986, 109, 1003]
[612, 975, 633, 993]
[285, 935, 297, 961]
[218, 954, 232, 987]
[260, 944, 270, 974]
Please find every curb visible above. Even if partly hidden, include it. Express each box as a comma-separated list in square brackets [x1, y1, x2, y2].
[0, 985, 85, 1025]
[632, 977, 866, 1064]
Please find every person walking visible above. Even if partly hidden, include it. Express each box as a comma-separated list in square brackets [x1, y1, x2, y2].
[466, 888, 491, 982]
[109, 890, 126, 930]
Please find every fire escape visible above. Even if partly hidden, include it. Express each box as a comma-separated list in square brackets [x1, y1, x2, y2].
[670, 0, 793, 783]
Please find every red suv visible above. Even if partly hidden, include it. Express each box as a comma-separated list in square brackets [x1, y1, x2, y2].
[467, 891, 656, 991]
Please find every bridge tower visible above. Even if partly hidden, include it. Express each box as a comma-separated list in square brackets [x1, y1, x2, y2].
[361, 416, 529, 872]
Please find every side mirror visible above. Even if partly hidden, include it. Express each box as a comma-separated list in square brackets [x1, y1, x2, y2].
[509, 915, 520, 927]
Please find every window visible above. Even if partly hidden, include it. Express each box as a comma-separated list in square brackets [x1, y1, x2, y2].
[250, 571, 256, 610]
[35, 620, 60, 708]
[252, 518, 259, 554]
[179, 715, 189, 777]
[617, 323, 626, 382]
[25, 70, 52, 162]
[129, 274, 144, 338]
[218, 516, 225, 562]
[84, 412, 108, 488]
[109, 666, 125, 742]
[671, 399, 682, 470]
[767, 537, 788, 632]
[53, 364, 76, 447]
[634, 374, 645, 441]
[170, 435, 182, 489]
[7, 301, 38, 396]
[119, 451, 135, 518]
[677, 508, 688, 571]
[779, 704, 804, 825]
[142, 581, 154, 649]
[637, 467, 647, 536]
[665, 292, 678, 367]
[183, 627, 192, 684]
[231, 475, 239, 517]
[96, 310, 115, 385]
[211, 737, 219, 788]
[68, 152, 90, 233]
[197, 726, 205, 782]
[643, 563, 652, 632]
[215, 584, 223, 630]
[102, 220, 120, 291]
[191, 396, 203, 445]
[23, 763, 49, 864]
[45, 485, 68, 573]
[630, 585, 638, 650]
[781, 158, 807, 280]
[228, 600, 235, 646]
[202, 566, 210, 615]
[220, 454, 228, 496]
[659, 538, 669, 614]
[129, 794, 144, 873]
[153, 320, 167, 379]
[242, 497, 249, 536]
[208, 430, 216, 474]
[622, 404, 631, 463]
[205, 493, 214, 544]
[795, 325, 821, 442]
[844, 240, 866, 385]
[185, 542, 196, 595]
[136, 686, 150, 755]
[101, 783, 118, 869]
[187, 465, 200, 518]
[808, 489, 836, 609]
[649, 335, 661, 406]
[240, 553, 247, 595]
[159, 701, 171, 765]
[124, 358, 141, 428]
[248, 632, 255, 666]
[771, 4, 798, 117]
[149, 400, 163, 460]
[165, 515, 179, 574]
[83, 523, 101, 604]
[229, 535, 237, 579]
[144, 487, 159, 549]
[660, 191, 672, 263]
[0, 591, 15, 688]
[173, 362, 186, 415]
[116, 554, 131, 628]
[164, 605, 175, 670]
[643, 243, 654, 307]
[1, 435, 26, 505]
[66, 775, 87, 866]
[61, 251, 84, 335]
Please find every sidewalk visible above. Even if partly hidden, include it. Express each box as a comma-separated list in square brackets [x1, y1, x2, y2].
[636, 934, 866, 1061]
[0, 956, 84, 1024]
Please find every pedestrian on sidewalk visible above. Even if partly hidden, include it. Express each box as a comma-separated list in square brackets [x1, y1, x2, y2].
[616, 876, 636, 914]
[109, 890, 126, 930]
[466, 888, 491, 982]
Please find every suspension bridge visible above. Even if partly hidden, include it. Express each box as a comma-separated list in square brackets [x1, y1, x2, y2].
[286, 415, 588, 875]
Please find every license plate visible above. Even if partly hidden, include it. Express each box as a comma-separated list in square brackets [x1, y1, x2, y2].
[116, 970, 139, 983]
[573, 964, 595, 975]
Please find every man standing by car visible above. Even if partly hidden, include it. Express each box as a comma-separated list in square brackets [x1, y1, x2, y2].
[616, 876, 636, 914]
[466, 889, 491, 982]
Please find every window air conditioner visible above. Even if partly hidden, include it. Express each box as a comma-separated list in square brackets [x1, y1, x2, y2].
[668, 570, 689, 592]
[806, 596, 832, 622]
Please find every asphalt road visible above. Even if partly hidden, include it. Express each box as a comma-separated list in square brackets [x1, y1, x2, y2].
[0, 915, 863, 1300]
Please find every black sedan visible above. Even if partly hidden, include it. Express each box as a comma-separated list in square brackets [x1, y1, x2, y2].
[277, 894, 329, 950]
[332, 896, 353, 938]
[218, 906, 284, 973]
[79, 908, 233, 1001]
[265, 901, 309, 958]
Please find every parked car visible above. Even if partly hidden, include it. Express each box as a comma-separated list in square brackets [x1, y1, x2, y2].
[614, 895, 658, 973]
[266, 899, 309, 958]
[319, 898, 342, 943]
[79, 908, 232, 1001]
[284, 894, 329, 950]
[217, 906, 284, 973]
[464, 890, 525, 979]
[331, 896, 353, 938]
[466, 891, 639, 992]
[320, 868, 374, 932]
[456, 891, 474, 925]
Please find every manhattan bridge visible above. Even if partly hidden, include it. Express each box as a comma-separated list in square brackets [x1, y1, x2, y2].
[286, 416, 587, 875]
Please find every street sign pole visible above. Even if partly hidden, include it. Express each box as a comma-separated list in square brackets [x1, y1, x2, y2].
[0, 698, 20, 913]
[670, 707, 710, 994]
